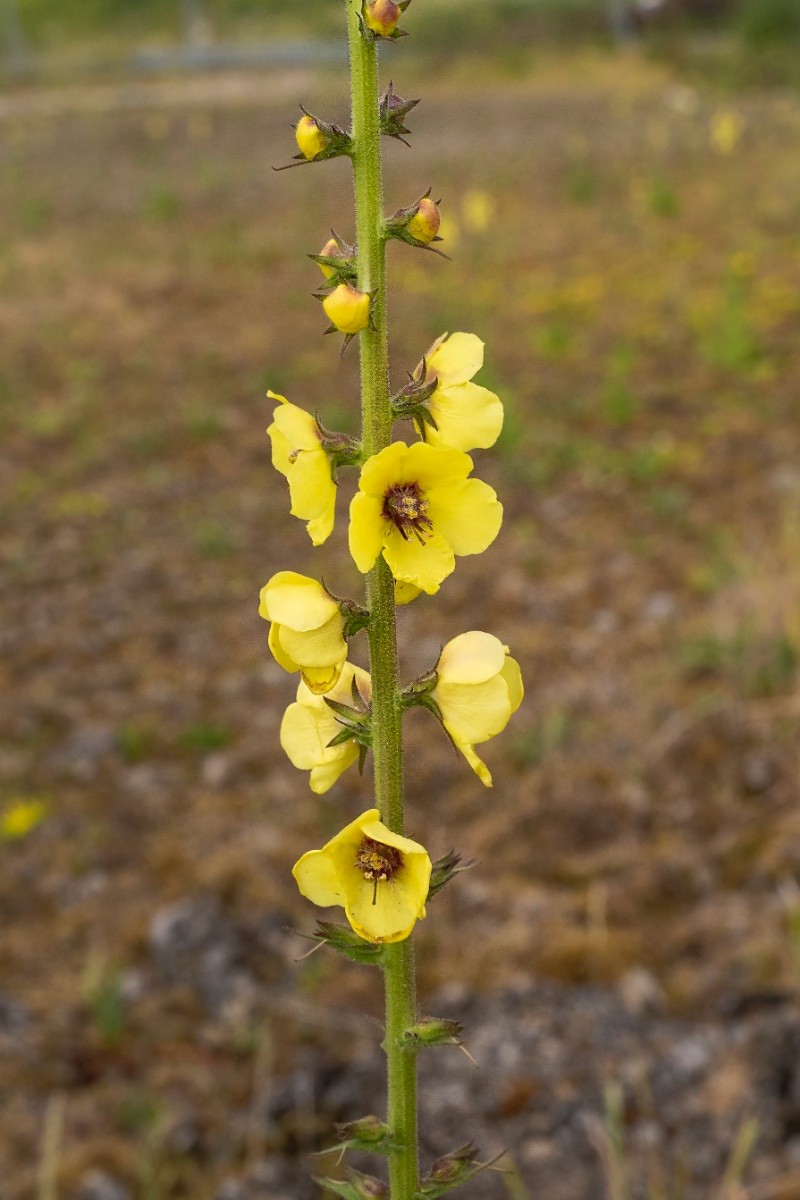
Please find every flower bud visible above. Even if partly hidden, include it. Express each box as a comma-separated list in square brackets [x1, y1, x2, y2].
[406, 196, 441, 245]
[295, 114, 328, 161]
[363, 0, 401, 37]
[403, 1016, 465, 1047]
[317, 237, 343, 280]
[323, 283, 371, 335]
[335, 1115, 393, 1150]
[385, 191, 446, 255]
[429, 1143, 480, 1184]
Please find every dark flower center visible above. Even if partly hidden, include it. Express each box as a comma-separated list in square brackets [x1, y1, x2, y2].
[382, 482, 433, 544]
[355, 837, 404, 905]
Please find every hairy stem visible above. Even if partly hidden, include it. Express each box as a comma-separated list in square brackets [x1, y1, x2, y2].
[346, 3, 419, 1197]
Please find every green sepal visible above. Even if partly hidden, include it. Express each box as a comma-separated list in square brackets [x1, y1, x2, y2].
[379, 81, 420, 146]
[427, 850, 474, 899]
[415, 1144, 504, 1199]
[340, 601, 371, 640]
[307, 921, 387, 967]
[329, 1116, 397, 1157]
[314, 1169, 387, 1200]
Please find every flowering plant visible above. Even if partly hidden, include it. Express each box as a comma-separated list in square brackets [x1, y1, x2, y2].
[264, 3, 522, 1195]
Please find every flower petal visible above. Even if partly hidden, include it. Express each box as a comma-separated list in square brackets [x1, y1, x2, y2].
[501, 655, 524, 715]
[279, 700, 335, 770]
[425, 382, 504, 452]
[293, 848, 343, 907]
[300, 663, 344, 695]
[403, 441, 474, 493]
[358, 442, 411, 498]
[259, 571, 339, 631]
[309, 744, 359, 794]
[454, 739, 493, 787]
[279, 613, 347, 670]
[437, 631, 507, 685]
[382, 527, 455, 595]
[349, 492, 385, 574]
[267, 423, 293, 478]
[426, 332, 484, 386]
[286, 451, 337, 546]
[268, 622, 299, 674]
[428, 478, 502, 556]
[271, 399, 320, 451]
[437, 674, 513, 745]
[345, 874, 426, 943]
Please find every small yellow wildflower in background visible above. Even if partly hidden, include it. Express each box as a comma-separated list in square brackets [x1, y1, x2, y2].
[710, 109, 743, 156]
[293, 808, 432, 943]
[433, 632, 523, 786]
[267, 391, 337, 546]
[418, 332, 504, 452]
[322, 283, 371, 335]
[259, 572, 348, 694]
[295, 114, 328, 161]
[280, 663, 371, 793]
[349, 442, 502, 594]
[462, 188, 495, 234]
[1, 798, 49, 842]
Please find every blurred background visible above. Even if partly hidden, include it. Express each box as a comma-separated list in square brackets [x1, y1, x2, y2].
[2, 2, 800, 1198]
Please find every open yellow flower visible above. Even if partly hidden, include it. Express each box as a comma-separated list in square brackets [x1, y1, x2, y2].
[349, 441, 502, 595]
[259, 571, 347, 694]
[280, 662, 371, 794]
[416, 332, 503, 452]
[433, 631, 523, 787]
[293, 808, 432, 944]
[267, 390, 336, 546]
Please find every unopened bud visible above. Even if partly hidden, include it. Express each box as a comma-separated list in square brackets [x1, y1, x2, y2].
[317, 237, 343, 280]
[363, 0, 401, 37]
[407, 196, 441, 245]
[295, 114, 328, 161]
[403, 1016, 464, 1047]
[429, 1142, 479, 1184]
[323, 283, 371, 335]
[335, 1115, 391, 1148]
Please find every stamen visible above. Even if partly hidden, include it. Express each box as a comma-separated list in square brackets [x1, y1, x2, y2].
[355, 836, 403, 906]
[382, 482, 434, 544]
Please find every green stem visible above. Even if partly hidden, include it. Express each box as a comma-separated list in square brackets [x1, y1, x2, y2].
[346, 4, 418, 1198]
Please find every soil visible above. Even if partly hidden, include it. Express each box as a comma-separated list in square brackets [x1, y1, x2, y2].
[1, 52, 800, 1200]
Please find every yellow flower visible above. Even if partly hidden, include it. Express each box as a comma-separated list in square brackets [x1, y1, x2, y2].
[710, 109, 743, 156]
[433, 631, 523, 787]
[349, 441, 502, 595]
[323, 283, 371, 335]
[363, 0, 401, 37]
[417, 332, 503, 452]
[259, 572, 347, 694]
[295, 114, 328, 160]
[407, 197, 441, 246]
[280, 662, 371, 793]
[1, 798, 48, 842]
[293, 808, 432, 943]
[267, 390, 336, 546]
